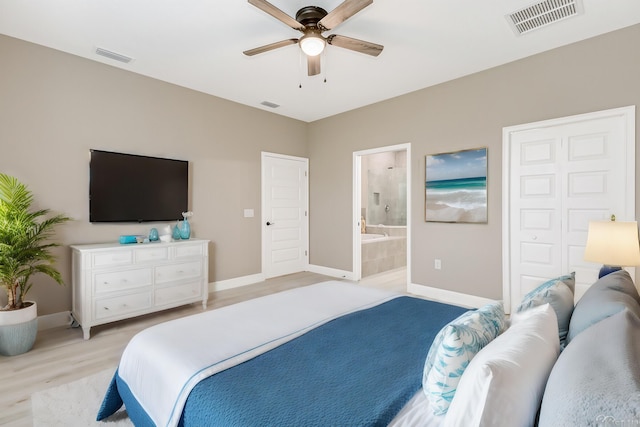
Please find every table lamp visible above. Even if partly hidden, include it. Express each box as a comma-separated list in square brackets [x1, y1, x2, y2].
[584, 216, 640, 278]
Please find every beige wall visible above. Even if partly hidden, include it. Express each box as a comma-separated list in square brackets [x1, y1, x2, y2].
[308, 24, 640, 300]
[0, 35, 307, 315]
[1, 24, 639, 315]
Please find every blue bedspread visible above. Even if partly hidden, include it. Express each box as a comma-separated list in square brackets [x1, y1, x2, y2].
[100, 296, 467, 426]
[181, 296, 465, 426]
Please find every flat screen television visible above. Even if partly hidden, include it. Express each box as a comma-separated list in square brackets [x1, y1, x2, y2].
[89, 150, 189, 223]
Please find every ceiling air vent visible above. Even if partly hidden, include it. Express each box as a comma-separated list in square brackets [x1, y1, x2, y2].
[506, 0, 583, 36]
[95, 47, 134, 64]
[260, 101, 280, 109]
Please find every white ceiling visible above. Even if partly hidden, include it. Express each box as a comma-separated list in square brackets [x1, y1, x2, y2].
[2, 0, 639, 122]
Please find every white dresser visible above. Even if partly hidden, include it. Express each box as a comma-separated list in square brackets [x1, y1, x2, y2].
[71, 239, 209, 339]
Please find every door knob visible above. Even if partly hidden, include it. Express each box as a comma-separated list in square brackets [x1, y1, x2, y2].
[266, 221, 275, 226]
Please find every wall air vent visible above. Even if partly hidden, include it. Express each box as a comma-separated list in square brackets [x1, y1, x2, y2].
[506, 0, 583, 36]
[95, 47, 134, 64]
[260, 101, 280, 109]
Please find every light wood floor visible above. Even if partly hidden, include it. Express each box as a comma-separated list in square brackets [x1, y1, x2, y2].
[0, 268, 407, 426]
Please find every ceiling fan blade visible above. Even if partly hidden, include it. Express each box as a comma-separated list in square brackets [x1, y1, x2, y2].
[308, 55, 321, 76]
[318, 0, 373, 31]
[327, 34, 383, 56]
[248, 0, 305, 31]
[243, 39, 299, 56]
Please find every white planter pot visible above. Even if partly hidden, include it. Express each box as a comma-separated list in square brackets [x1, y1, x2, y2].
[0, 301, 38, 356]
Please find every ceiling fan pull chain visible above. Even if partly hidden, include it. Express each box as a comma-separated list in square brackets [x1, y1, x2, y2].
[298, 49, 304, 88]
[323, 50, 328, 83]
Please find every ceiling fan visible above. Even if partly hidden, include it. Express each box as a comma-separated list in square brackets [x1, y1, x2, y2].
[243, 0, 383, 76]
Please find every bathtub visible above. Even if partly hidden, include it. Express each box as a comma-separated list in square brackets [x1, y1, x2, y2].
[361, 233, 386, 241]
[361, 226, 407, 277]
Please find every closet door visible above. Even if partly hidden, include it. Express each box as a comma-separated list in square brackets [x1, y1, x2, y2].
[504, 107, 635, 312]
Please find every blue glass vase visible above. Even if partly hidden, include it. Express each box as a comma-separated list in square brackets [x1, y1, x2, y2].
[149, 228, 159, 241]
[172, 223, 182, 240]
[179, 218, 191, 239]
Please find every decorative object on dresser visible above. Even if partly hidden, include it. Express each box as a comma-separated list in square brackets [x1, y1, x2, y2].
[70, 239, 209, 340]
[148, 228, 159, 242]
[172, 223, 182, 240]
[179, 211, 193, 240]
[0, 173, 71, 356]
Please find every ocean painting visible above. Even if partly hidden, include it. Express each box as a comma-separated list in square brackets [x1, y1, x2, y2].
[425, 148, 487, 223]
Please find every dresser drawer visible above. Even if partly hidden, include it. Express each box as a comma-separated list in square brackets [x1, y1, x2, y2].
[155, 281, 203, 307]
[174, 243, 205, 259]
[155, 261, 202, 284]
[135, 247, 169, 263]
[94, 268, 153, 293]
[92, 250, 133, 268]
[94, 291, 153, 320]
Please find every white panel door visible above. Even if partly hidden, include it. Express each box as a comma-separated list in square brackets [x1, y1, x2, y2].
[262, 153, 309, 278]
[511, 134, 563, 305]
[505, 107, 635, 312]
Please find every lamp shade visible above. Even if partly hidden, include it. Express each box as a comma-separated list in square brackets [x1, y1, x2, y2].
[584, 220, 640, 267]
[300, 34, 325, 56]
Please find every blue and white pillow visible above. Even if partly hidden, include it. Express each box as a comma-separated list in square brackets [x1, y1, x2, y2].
[424, 301, 506, 377]
[422, 301, 506, 415]
[424, 323, 494, 415]
[516, 272, 575, 346]
[474, 300, 508, 339]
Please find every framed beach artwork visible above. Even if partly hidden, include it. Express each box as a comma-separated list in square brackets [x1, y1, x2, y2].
[425, 147, 487, 223]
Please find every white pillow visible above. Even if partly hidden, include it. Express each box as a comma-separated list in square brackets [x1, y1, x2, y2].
[443, 304, 560, 427]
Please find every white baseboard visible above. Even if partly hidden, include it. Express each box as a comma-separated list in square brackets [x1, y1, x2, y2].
[209, 273, 266, 292]
[306, 264, 354, 280]
[408, 283, 496, 308]
[38, 311, 72, 331]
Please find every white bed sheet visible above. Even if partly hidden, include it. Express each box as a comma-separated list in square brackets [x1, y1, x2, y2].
[389, 388, 444, 427]
[117, 280, 399, 427]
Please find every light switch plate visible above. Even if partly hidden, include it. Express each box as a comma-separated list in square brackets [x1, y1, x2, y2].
[244, 209, 254, 218]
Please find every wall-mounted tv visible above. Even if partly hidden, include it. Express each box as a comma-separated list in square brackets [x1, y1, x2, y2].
[89, 150, 189, 223]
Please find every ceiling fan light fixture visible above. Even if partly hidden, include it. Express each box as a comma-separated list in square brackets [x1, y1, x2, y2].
[299, 33, 325, 56]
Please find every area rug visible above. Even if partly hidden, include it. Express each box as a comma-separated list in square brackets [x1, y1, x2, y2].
[31, 368, 132, 426]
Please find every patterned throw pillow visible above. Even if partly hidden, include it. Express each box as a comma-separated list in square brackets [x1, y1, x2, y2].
[422, 301, 506, 415]
[516, 273, 575, 346]
[424, 323, 494, 415]
[423, 301, 506, 376]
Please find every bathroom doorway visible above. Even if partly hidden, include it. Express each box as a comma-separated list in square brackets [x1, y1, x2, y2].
[353, 143, 411, 285]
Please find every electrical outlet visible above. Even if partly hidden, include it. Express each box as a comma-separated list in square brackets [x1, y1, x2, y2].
[434, 259, 442, 270]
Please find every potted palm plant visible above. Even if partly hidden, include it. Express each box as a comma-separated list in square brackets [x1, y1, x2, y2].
[0, 173, 70, 356]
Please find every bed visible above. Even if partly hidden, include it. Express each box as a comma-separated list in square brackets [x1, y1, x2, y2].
[98, 272, 640, 426]
[97, 281, 469, 426]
